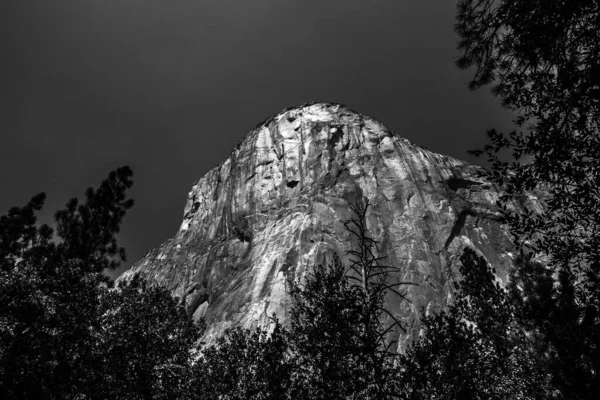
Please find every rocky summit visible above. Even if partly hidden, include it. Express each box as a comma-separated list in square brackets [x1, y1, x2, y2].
[120, 102, 542, 352]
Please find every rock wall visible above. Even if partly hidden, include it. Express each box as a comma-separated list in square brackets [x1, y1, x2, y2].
[120, 102, 542, 352]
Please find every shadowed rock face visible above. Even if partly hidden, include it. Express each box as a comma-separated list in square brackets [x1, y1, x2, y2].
[120, 102, 543, 352]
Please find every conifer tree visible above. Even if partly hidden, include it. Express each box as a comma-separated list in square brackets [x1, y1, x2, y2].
[1, 167, 204, 400]
[97, 274, 204, 400]
[455, 2, 600, 397]
[0, 166, 134, 399]
[190, 200, 406, 399]
[398, 248, 547, 400]
[287, 255, 382, 399]
[191, 322, 291, 400]
[287, 200, 406, 400]
[507, 254, 600, 399]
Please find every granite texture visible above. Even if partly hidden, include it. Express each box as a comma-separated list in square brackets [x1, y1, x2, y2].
[119, 102, 542, 352]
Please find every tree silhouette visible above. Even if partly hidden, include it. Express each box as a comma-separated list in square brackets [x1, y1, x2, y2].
[287, 200, 407, 399]
[287, 255, 386, 399]
[507, 254, 600, 399]
[190, 200, 406, 399]
[1, 167, 203, 400]
[343, 199, 413, 354]
[398, 248, 547, 400]
[97, 274, 204, 400]
[0, 166, 134, 399]
[191, 323, 291, 400]
[456, 2, 600, 397]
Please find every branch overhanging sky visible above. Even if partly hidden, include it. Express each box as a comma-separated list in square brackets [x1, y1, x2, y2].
[1, 0, 516, 278]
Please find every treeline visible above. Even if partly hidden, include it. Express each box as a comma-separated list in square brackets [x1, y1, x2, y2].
[0, 167, 594, 399]
[2, 0, 600, 398]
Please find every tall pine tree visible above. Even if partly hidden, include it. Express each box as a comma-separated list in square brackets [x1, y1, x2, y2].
[398, 248, 547, 400]
[455, 2, 600, 397]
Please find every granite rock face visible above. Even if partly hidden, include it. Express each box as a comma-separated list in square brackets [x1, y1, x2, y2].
[120, 102, 542, 352]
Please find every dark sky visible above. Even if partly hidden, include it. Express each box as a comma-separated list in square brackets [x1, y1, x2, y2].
[1, 0, 515, 279]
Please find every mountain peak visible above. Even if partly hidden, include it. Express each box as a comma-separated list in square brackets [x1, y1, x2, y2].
[255, 102, 361, 128]
[121, 103, 542, 352]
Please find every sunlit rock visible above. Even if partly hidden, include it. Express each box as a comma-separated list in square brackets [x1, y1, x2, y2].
[119, 102, 542, 352]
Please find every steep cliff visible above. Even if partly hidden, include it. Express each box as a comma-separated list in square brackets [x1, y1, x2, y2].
[120, 102, 542, 351]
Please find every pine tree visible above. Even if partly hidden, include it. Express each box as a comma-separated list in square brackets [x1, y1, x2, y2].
[1, 167, 204, 400]
[455, 2, 600, 397]
[97, 274, 204, 400]
[0, 166, 134, 399]
[190, 200, 406, 399]
[507, 254, 600, 399]
[287, 200, 406, 400]
[398, 248, 547, 400]
[287, 255, 382, 399]
[191, 322, 291, 400]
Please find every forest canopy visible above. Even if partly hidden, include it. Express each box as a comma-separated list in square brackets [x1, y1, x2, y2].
[1, 0, 599, 399]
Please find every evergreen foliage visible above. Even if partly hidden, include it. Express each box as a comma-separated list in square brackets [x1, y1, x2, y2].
[4, 2, 600, 394]
[0, 167, 204, 400]
[507, 255, 600, 399]
[455, 1, 600, 398]
[97, 274, 204, 400]
[191, 323, 291, 399]
[190, 200, 402, 399]
[287, 256, 389, 399]
[397, 248, 547, 400]
[0, 167, 134, 398]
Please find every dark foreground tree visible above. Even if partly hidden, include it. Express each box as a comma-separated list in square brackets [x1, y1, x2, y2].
[455, 0, 600, 283]
[287, 200, 407, 400]
[191, 322, 291, 400]
[287, 255, 387, 399]
[398, 248, 547, 400]
[507, 254, 600, 399]
[343, 200, 412, 352]
[190, 200, 405, 399]
[97, 274, 204, 400]
[456, 1, 600, 397]
[0, 166, 134, 399]
[192, 258, 397, 400]
[0, 167, 204, 400]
